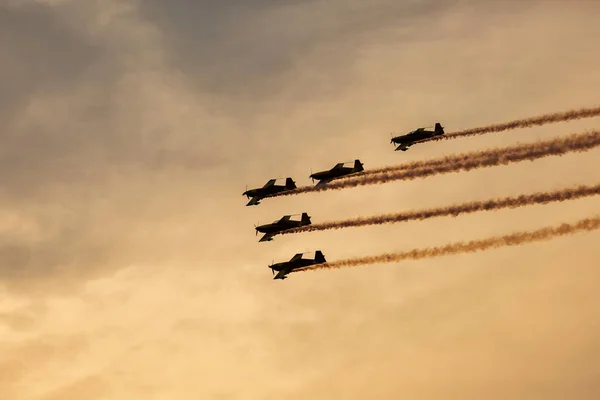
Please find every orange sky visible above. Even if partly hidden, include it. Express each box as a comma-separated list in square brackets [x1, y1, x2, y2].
[1, 1, 599, 399]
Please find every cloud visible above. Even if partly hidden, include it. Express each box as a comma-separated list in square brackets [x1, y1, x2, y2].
[0, 0, 235, 292]
[138, 0, 457, 96]
[1, 0, 599, 399]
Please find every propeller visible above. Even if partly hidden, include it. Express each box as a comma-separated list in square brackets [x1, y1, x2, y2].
[254, 221, 259, 235]
[310, 168, 314, 183]
[390, 132, 396, 145]
[270, 259, 274, 275]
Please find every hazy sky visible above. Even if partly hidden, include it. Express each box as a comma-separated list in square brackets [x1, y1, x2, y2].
[1, 0, 599, 399]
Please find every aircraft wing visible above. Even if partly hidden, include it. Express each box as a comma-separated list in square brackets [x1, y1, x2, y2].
[259, 233, 274, 242]
[263, 179, 277, 188]
[246, 196, 262, 206]
[289, 253, 304, 262]
[274, 269, 291, 280]
[315, 179, 332, 187]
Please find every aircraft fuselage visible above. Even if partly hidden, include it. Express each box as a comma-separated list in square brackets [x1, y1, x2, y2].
[391, 123, 444, 151]
[243, 185, 286, 198]
[310, 167, 355, 181]
[270, 258, 317, 273]
[269, 251, 326, 279]
[310, 160, 364, 185]
[392, 130, 435, 144]
[256, 220, 302, 234]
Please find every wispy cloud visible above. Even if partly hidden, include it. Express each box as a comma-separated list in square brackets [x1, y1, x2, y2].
[1, 1, 600, 399]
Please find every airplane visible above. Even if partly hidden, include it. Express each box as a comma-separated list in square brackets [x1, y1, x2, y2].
[242, 177, 297, 206]
[255, 212, 312, 242]
[268, 251, 327, 280]
[390, 122, 445, 151]
[309, 159, 364, 187]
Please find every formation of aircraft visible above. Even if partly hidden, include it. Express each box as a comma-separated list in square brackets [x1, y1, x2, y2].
[391, 122, 444, 151]
[243, 122, 444, 280]
[255, 213, 312, 242]
[309, 159, 364, 187]
[242, 177, 297, 206]
[268, 251, 327, 280]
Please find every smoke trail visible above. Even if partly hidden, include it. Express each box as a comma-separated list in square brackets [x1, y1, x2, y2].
[346, 148, 499, 178]
[268, 130, 600, 198]
[329, 107, 600, 181]
[345, 127, 600, 178]
[422, 106, 600, 143]
[294, 215, 600, 273]
[281, 184, 600, 235]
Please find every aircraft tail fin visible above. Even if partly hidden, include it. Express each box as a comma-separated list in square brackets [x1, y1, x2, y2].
[285, 177, 297, 189]
[301, 212, 311, 224]
[435, 122, 444, 135]
[354, 159, 364, 172]
[314, 250, 326, 264]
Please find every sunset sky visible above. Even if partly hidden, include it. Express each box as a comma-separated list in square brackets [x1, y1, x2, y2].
[1, 0, 600, 399]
